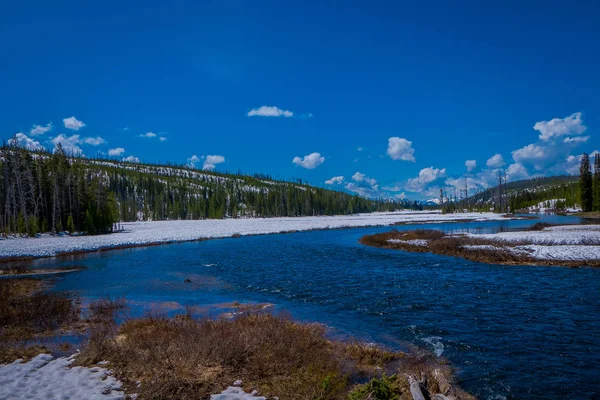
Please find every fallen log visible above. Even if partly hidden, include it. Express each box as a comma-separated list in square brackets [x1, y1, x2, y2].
[407, 373, 426, 400]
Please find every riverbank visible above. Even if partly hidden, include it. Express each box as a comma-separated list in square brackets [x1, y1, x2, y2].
[360, 224, 600, 267]
[0, 211, 506, 262]
[0, 278, 473, 400]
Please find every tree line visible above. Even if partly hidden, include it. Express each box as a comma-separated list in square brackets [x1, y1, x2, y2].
[1, 144, 117, 236]
[578, 152, 600, 212]
[1, 145, 420, 236]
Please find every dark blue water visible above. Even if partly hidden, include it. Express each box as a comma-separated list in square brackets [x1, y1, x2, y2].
[29, 216, 600, 399]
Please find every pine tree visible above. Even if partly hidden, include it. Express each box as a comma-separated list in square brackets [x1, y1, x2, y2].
[580, 153, 593, 212]
[593, 153, 600, 211]
[67, 214, 75, 233]
[84, 210, 96, 234]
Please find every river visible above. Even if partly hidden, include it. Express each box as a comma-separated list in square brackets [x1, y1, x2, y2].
[23, 215, 600, 399]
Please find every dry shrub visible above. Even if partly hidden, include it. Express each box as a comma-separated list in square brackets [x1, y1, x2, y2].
[0, 279, 78, 340]
[78, 311, 417, 400]
[527, 222, 555, 231]
[0, 278, 79, 363]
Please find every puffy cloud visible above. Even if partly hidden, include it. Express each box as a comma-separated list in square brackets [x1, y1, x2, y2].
[9, 133, 44, 151]
[386, 137, 415, 162]
[511, 144, 546, 164]
[187, 154, 201, 168]
[30, 122, 52, 136]
[248, 106, 293, 117]
[159, 136, 167, 142]
[83, 136, 106, 146]
[108, 147, 125, 156]
[465, 160, 476, 172]
[394, 192, 406, 200]
[405, 167, 446, 192]
[564, 136, 589, 144]
[345, 172, 379, 197]
[563, 152, 600, 175]
[51, 134, 82, 155]
[140, 132, 157, 138]
[292, 152, 325, 169]
[203, 155, 225, 171]
[122, 155, 140, 163]
[506, 163, 529, 181]
[63, 116, 86, 131]
[534, 112, 586, 141]
[325, 176, 344, 185]
[486, 153, 505, 168]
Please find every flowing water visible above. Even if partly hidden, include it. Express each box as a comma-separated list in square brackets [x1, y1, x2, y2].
[21, 215, 600, 399]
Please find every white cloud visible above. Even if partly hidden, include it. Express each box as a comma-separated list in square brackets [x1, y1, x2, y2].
[51, 134, 82, 155]
[292, 152, 325, 169]
[248, 106, 293, 118]
[511, 144, 546, 164]
[534, 112, 586, 141]
[325, 176, 344, 185]
[394, 192, 406, 200]
[63, 116, 86, 131]
[345, 172, 379, 197]
[159, 136, 167, 142]
[465, 160, 476, 172]
[83, 136, 106, 146]
[506, 163, 529, 181]
[203, 155, 225, 171]
[387, 137, 415, 162]
[486, 153, 505, 168]
[187, 154, 201, 168]
[9, 133, 44, 151]
[140, 132, 157, 138]
[108, 147, 125, 156]
[122, 155, 140, 163]
[352, 172, 377, 186]
[357, 147, 363, 151]
[405, 167, 446, 192]
[30, 122, 52, 136]
[564, 136, 589, 144]
[563, 153, 600, 175]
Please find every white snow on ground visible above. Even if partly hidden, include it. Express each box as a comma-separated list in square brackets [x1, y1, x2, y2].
[0, 354, 268, 400]
[388, 239, 428, 246]
[515, 245, 600, 260]
[469, 224, 600, 245]
[0, 212, 504, 259]
[0, 354, 125, 400]
[211, 386, 266, 400]
[466, 225, 600, 261]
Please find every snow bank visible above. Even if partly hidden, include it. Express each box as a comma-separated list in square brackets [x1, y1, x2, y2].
[515, 245, 600, 261]
[470, 224, 600, 245]
[0, 212, 504, 259]
[0, 354, 125, 400]
[388, 239, 428, 246]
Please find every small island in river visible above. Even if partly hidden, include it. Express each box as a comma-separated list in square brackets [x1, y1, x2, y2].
[360, 223, 600, 267]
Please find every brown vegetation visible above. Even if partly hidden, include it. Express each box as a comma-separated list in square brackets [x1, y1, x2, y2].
[0, 278, 79, 363]
[360, 229, 600, 267]
[76, 303, 472, 400]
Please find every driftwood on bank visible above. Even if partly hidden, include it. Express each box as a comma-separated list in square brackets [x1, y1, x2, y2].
[407, 370, 458, 400]
[407, 374, 426, 400]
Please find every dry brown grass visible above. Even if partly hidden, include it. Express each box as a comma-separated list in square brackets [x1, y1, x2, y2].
[360, 229, 600, 267]
[76, 307, 473, 400]
[0, 278, 79, 363]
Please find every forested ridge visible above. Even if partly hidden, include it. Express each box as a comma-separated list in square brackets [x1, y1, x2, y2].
[0, 144, 418, 236]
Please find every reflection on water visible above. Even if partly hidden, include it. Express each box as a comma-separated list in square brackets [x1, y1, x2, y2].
[22, 215, 600, 400]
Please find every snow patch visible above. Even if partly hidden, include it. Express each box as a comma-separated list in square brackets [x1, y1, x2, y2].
[0, 354, 125, 400]
[0, 212, 505, 259]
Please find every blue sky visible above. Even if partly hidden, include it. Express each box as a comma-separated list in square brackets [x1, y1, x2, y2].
[2, 0, 599, 200]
